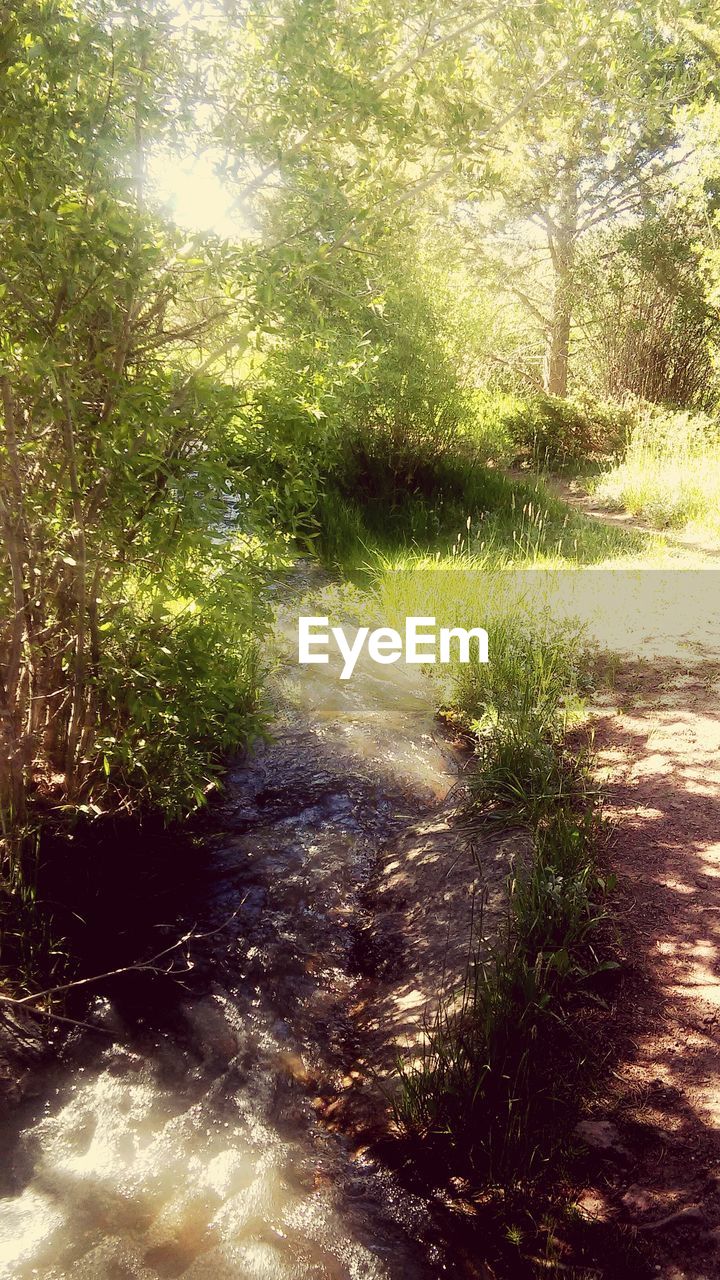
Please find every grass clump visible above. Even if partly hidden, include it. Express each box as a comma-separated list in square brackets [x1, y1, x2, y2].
[396, 767, 608, 1184]
[315, 441, 515, 566]
[591, 406, 720, 536]
[326, 470, 647, 575]
[394, 597, 610, 1191]
[449, 608, 586, 732]
[469, 728, 585, 830]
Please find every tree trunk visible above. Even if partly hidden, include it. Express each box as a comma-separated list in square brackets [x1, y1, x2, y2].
[542, 171, 578, 398]
[0, 375, 31, 821]
[59, 374, 89, 793]
[543, 273, 572, 396]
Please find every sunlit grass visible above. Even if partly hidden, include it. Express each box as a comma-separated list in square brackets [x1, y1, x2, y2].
[591, 408, 720, 538]
[323, 472, 663, 579]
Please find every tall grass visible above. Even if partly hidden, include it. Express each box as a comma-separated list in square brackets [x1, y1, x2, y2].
[395, 744, 608, 1185]
[389, 558, 609, 1187]
[592, 407, 720, 535]
[320, 471, 648, 575]
[368, 555, 588, 722]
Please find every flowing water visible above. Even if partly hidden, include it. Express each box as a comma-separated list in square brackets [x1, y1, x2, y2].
[0, 567, 466, 1280]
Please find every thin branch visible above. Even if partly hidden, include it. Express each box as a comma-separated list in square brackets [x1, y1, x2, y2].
[0, 907, 243, 1010]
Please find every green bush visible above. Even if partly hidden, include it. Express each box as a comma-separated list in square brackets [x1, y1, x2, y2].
[230, 398, 326, 545]
[90, 538, 273, 819]
[450, 609, 586, 741]
[573, 212, 717, 409]
[465, 390, 518, 465]
[237, 230, 482, 552]
[479, 392, 632, 470]
[320, 430, 488, 552]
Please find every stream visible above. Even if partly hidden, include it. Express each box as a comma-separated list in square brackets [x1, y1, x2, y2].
[0, 565, 479, 1280]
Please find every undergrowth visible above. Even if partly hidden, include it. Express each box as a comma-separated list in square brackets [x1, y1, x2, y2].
[469, 389, 632, 471]
[591, 406, 720, 536]
[394, 631, 613, 1189]
[319, 467, 648, 573]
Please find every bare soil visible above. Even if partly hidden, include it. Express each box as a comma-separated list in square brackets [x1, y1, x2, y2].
[558, 481, 720, 1280]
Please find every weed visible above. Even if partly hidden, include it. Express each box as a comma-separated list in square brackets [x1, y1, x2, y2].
[592, 406, 720, 536]
[395, 652, 609, 1191]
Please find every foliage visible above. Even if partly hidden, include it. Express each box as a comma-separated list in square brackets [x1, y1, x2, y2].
[384, 548, 608, 1185]
[395, 764, 608, 1182]
[450, 0, 715, 396]
[233, 229, 482, 553]
[452, 617, 585, 745]
[592, 405, 720, 534]
[215, 0, 500, 236]
[574, 212, 717, 407]
[93, 536, 271, 818]
[471, 392, 632, 470]
[0, 1, 269, 832]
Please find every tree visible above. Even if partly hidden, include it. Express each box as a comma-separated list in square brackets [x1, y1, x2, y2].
[0, 0, 264, 825]
[458, 0, 713, 396]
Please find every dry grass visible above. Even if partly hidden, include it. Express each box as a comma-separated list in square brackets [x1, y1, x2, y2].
[592, 407, 720, 537]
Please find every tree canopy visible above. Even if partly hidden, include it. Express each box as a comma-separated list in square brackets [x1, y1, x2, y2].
[2, 0, 720, 828]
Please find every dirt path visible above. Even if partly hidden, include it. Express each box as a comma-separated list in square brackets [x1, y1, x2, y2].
[550, 474, 720, 562]
[557, 482, 720, 1279]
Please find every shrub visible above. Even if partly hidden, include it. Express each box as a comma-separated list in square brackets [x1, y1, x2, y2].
[574, 213, 717, 409]
[480, 392, 631, 470]
[230, 397, 326, 545]
[95, 548, 269, 818]
[239, 230, 482, 551]
[465, 390, 519, 466]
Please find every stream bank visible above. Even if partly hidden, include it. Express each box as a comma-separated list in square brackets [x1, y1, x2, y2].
[0, 564, 514, 1280]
